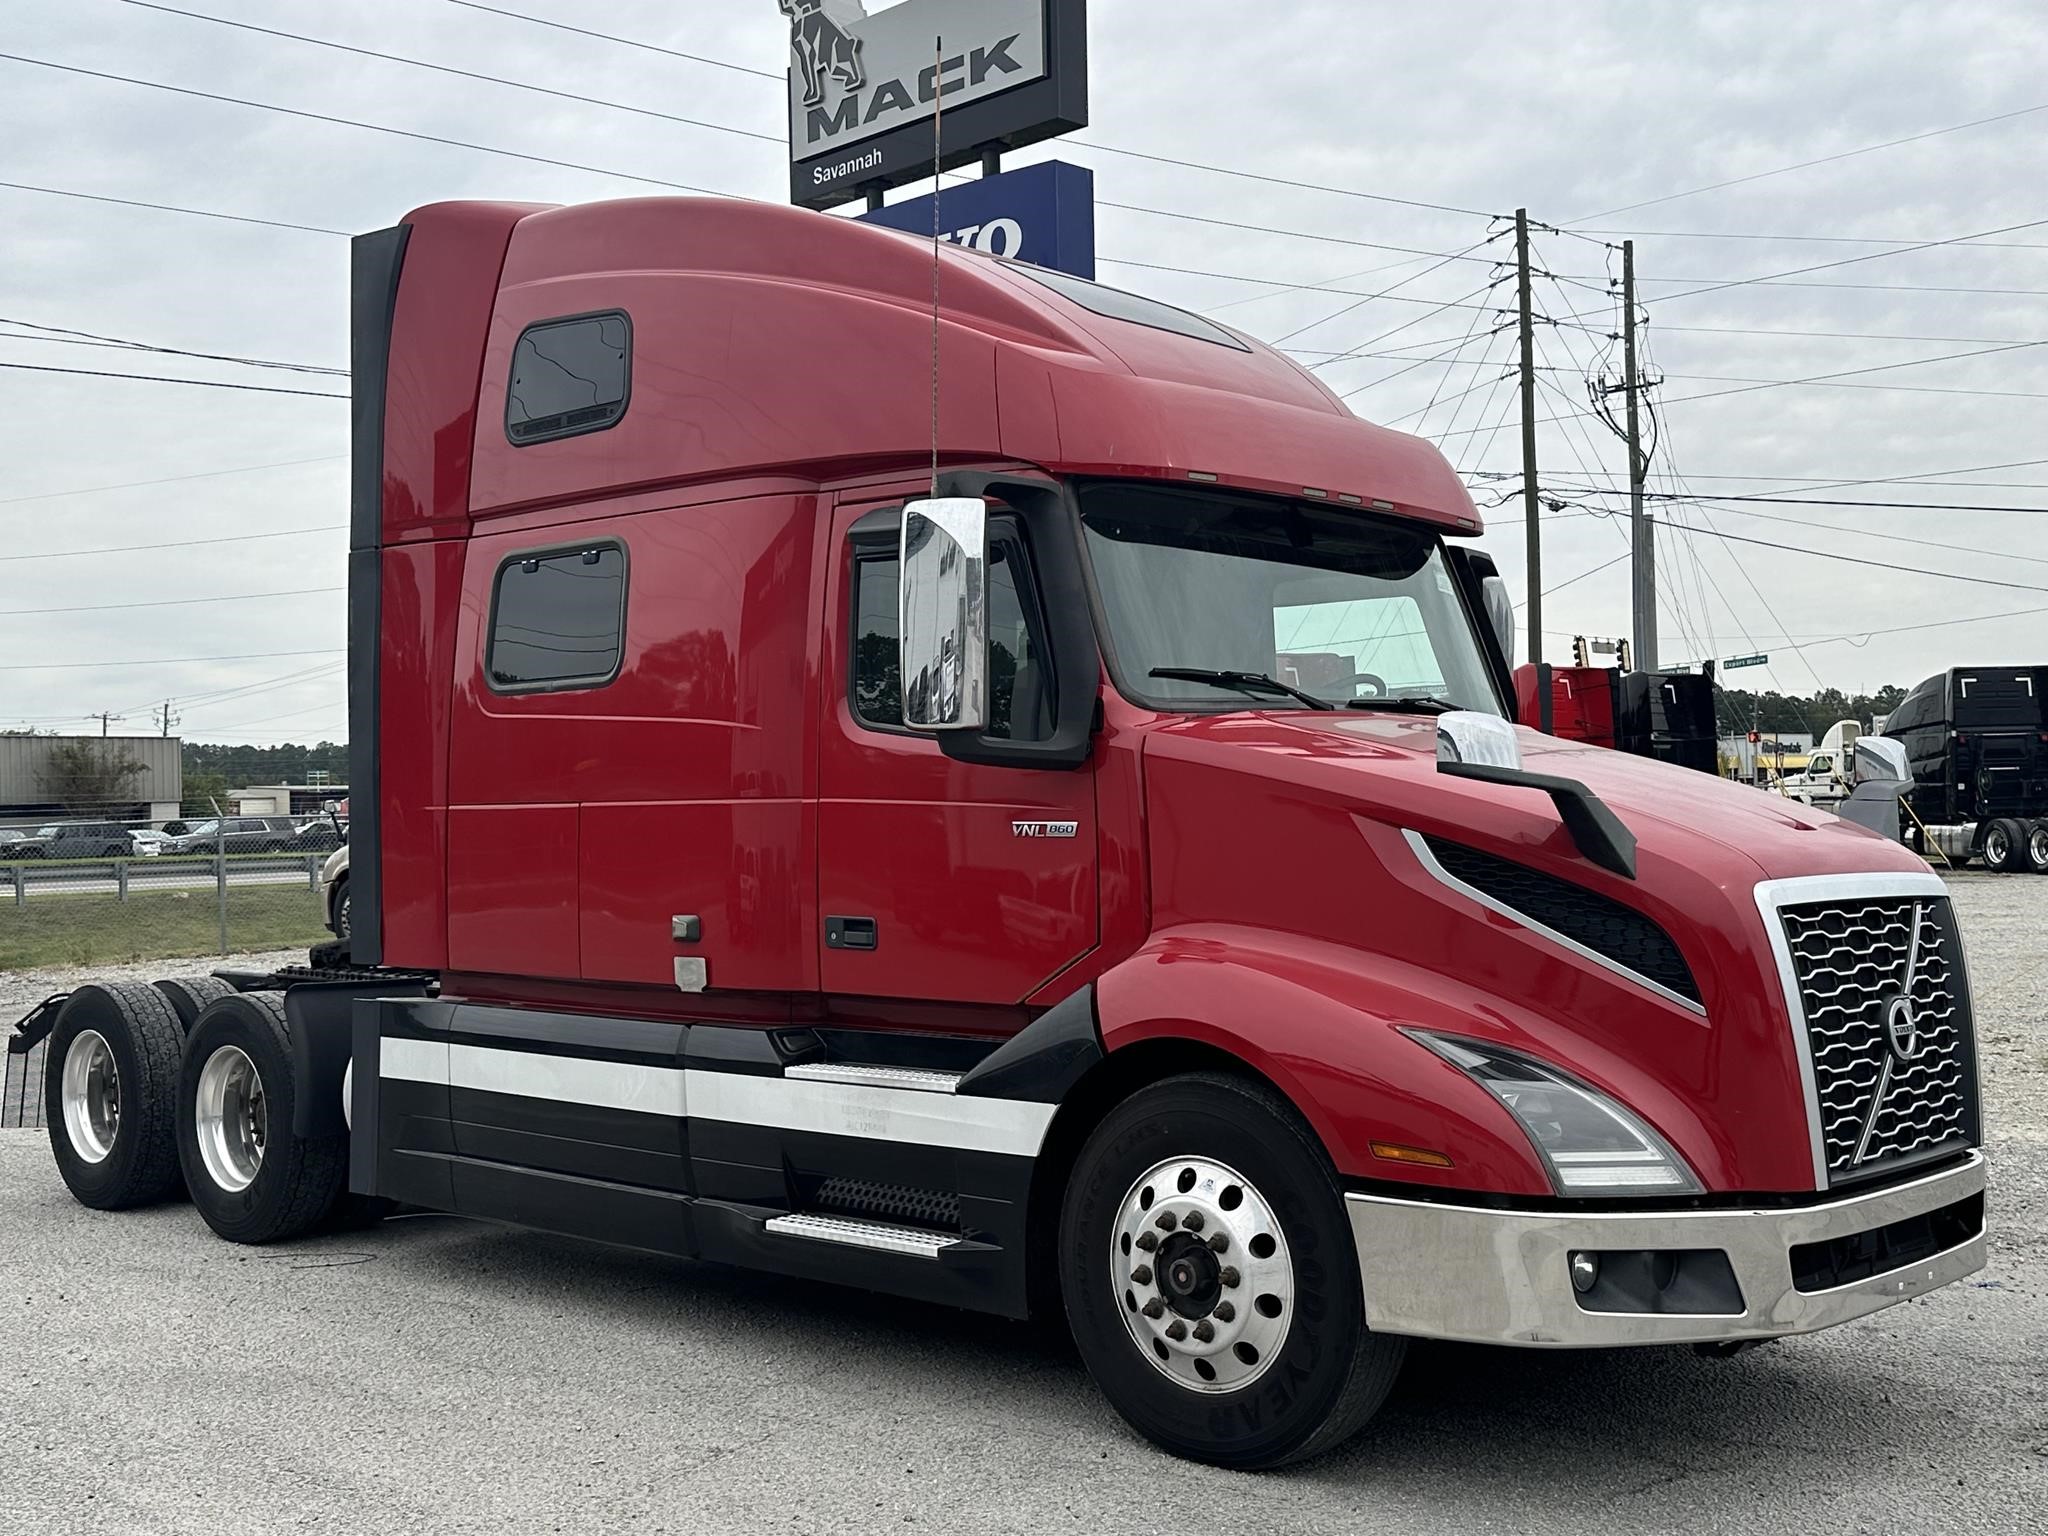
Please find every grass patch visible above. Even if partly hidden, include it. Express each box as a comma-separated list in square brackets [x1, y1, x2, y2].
[0, 884, 328, 970]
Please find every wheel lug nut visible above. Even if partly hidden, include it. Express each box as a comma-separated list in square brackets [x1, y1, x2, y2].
[1181, 1211, 1205, 1233]
[1155, 1211, 1178, 1231]
[1130, 1264, 1153, 1285]
[1164, 1320, 1188, 1342]
[1141, 1298, 1165, 1319]
[1213, 1301, 1235, 1323]
[1219, 1265, 1240, 1288]
[1135, 1231, 1159, 1252]
[1192, 1319, 1215, 1343]
[1207, 1233, 1228, 1253]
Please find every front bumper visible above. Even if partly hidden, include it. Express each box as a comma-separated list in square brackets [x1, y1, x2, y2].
[1347, 1151, 1986, 1347]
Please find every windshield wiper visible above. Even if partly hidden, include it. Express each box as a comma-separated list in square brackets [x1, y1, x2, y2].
[1148, 667, 1336, 710]
[1343, 695, 1461, 715]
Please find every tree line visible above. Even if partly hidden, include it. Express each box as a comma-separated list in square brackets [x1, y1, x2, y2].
[1712, 684, 1907, 737]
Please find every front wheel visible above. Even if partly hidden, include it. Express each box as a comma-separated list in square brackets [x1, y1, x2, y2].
[1058, 1072, 1405, 1468]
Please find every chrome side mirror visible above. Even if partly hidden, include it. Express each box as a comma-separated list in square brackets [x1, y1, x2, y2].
[1852, 735, 1910, 785]
[1479, 574, 1516, 669]
[899, 496, 989, 732]
[1436, 710, 1523, 769]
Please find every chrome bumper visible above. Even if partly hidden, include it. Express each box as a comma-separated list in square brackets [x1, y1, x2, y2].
[1347, 1151, 1986, 1348]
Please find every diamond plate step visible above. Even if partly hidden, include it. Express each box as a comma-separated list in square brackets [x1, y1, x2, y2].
[763, 1212, 962, 1258]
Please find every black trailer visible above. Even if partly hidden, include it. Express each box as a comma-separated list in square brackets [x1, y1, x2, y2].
[1882, 666, 2048, 873]
[1614, 667, 1719, 776]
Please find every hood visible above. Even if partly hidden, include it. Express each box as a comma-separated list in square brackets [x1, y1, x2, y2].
[1136, 710, 1932, 1194]
[1154, 710, 1925, 888]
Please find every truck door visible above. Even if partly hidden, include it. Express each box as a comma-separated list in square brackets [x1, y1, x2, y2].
[816, 497, 1098, 1005]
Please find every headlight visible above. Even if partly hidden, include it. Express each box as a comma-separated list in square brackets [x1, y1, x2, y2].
[1410, 1033, 1700, 1197]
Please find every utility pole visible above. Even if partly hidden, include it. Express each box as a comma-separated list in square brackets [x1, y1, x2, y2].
[155, 699, 180, 738]
[94, 710, 123, 737]
[1515, 209, 1541, 665]
[1623, 240, 1657, 672]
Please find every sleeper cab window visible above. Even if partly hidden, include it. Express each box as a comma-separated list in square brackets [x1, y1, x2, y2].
[505, 310, 632, 445]
[487, 543, 628, 693]
[851, 538, 1056, 741]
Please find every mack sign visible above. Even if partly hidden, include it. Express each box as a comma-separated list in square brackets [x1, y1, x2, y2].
[856, 160, 1095, 278]
[781, 0, 1088, 210]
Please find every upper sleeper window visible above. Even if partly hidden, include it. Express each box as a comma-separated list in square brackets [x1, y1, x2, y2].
[487, 544, 628, 692]
[505, 311, 632, 445]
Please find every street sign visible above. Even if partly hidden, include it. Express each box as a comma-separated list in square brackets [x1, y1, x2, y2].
[855, 159, 1094, 277]
[782, 0, 1089, 211]
[1724, 653, 1769, 669]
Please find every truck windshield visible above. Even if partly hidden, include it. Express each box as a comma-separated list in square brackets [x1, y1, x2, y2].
[1078, 482, 1501, 714]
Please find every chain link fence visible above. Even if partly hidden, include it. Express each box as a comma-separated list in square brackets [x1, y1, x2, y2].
[0, 811, 343, 973]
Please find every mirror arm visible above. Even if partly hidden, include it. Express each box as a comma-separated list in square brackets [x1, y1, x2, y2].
[1437, 761, 1639, 879]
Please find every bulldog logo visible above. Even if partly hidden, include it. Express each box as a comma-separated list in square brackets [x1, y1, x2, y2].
[779, 0, 867, 109]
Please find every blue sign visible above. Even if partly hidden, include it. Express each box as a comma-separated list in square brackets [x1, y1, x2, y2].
[856, 160, 1094, 280]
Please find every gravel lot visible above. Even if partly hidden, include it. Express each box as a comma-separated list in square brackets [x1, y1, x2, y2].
[1, 885, 2042, 1534]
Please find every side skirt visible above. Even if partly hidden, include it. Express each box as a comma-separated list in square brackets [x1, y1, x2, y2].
[349, 991, 1102, 1319]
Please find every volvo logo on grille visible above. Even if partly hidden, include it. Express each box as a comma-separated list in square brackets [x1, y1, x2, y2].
[1883, 993, 1922, 1063]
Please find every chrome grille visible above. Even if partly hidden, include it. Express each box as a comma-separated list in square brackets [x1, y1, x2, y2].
[1777, 895, 1977, 1182]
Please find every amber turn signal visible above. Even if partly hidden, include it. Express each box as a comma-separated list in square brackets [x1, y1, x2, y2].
[1368, 1141, 1454, 1169]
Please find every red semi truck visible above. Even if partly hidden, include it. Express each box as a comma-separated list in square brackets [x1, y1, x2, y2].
[11, 198, 1987, 1468]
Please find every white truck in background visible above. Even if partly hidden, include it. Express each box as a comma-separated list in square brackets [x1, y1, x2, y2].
[1778, 719, 1862, 807]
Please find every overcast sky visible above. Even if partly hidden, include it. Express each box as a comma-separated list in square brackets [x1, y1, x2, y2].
[3, 0, 2044, 745]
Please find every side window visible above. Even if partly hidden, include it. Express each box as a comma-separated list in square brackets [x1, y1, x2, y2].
[849, 533, 1054, 740]
[487, 543, 628, 692]
[505, 311, 631, 445]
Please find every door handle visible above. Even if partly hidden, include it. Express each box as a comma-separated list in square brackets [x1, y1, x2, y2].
[825, 916, 878, 951]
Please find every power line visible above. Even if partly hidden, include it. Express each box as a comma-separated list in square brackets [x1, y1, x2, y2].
[444, 0, 1499, 218]
[1269, 236, 1505, 347]
[0, 525, 344, 563]
[0, 315, 345, 376]
[0, 647, 342, 673]
[0, 455, 344, 506]
[0, 361, 346, 398]
[1584, 224, 2048, 251]
[0, 178, 348, 235]
[119, 1, 785, 145]
[1635, 216, 2048, 305]
[444, 0, 782, 80]
[0, 52, 732, 196]
[0, 586, 344, 618]
[1571, 100, 2048, 222]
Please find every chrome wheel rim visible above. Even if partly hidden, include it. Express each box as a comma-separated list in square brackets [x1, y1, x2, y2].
[194, 1044, 266, 1193]
[1111, 1156, 1293, 1394]
[60, 1029, 120, 1163]
[2029, 826, 2048, 869]
[1986, 826, 2010, 864]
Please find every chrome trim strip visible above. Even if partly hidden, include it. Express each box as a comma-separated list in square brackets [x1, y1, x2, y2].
[1401, 828, 1707, 1017]
[1752, 871, 1950, 1189]
[784, 1063, 962, 1094]
[378, 1036, 448, 1085]
[764, 1212, 959, 1258]
[1348, 1150, 1985, 1348]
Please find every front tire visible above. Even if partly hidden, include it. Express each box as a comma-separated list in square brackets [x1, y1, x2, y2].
[176, 993, 347, 1243]
[1058, 1072, 1405, 1468]
[330, 877, 351, 939]
[44, 984, 185, 1209]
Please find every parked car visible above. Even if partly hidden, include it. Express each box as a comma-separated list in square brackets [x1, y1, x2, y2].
[4, 821, 136, 859]
[127, 828, 171, 857]
[289, 818, 345, 853]
[320, 842, 349, 939]
[159, 816, 299, 855]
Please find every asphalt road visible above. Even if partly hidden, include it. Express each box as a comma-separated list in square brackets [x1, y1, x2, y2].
[1, 879, 2042, 1534]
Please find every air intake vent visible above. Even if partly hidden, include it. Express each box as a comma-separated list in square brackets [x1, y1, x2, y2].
[1420, 837, 1702, 1007]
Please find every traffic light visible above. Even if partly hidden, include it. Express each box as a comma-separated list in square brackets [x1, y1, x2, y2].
[1748, 730, 1760, 744]
[1572, 635, 1589, 667]
[1618, 640, 1632, 671]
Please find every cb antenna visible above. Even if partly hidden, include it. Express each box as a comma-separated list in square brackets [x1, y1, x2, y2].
[929, 32, 943, 499]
